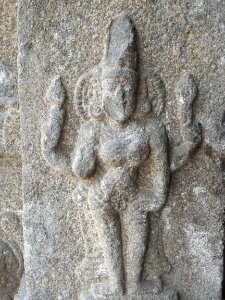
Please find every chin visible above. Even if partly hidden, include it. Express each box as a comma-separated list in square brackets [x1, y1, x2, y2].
[114, 115, 129, 122]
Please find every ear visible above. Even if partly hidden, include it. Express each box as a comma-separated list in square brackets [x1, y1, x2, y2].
[88, 76, 104, 120]
[74, 65, 102, 121]
[135, 70, 166, 119]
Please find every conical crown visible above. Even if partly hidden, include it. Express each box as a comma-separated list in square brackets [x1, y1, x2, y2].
[103, 11, 138, 71]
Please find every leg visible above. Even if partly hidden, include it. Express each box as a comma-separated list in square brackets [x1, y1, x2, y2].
[89, 199, 125, 296]
[124, 207, 162, 295]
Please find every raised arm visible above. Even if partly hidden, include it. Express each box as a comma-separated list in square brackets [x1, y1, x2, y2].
[170, 72, 202, 172]
[149, 120, 170, 205]
[41, 76, 71, 173]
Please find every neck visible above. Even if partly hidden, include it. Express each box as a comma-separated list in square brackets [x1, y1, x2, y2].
[108, 117, 130, 129]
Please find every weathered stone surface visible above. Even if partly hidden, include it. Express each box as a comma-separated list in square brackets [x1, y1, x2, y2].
[0, 1, 23, 299]
[0, 239, 23, 300]
[0, 0, 17, 97]
[18, 1, 225, 300]
[80, 288, 178, 300]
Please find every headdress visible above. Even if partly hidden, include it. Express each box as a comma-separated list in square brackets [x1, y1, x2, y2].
[102, 11, 138, 72]
[74, 11, 138, 120]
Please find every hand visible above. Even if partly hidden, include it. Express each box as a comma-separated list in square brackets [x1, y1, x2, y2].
[130, 190, 166, 212]
[72, 147, 96, 178]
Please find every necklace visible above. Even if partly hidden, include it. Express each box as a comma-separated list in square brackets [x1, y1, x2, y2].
[101, 119, 142, 140]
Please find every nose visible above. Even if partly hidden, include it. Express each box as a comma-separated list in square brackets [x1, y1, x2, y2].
[115, 86, 126, 107]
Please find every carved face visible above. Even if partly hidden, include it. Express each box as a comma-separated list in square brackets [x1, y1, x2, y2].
[102, 68, 138, 122]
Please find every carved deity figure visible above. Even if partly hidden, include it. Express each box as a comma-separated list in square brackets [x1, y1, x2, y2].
[72, 16, 169, 298]
[42, 12, 201, 299]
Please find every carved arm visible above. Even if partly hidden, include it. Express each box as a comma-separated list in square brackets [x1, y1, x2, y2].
[72, 121, 97, 179]
[136, 120, 169, 212]
[149, 121, 170, 206]
[170, 122, 201, 172]
[41, 76, 71, 172]
[170, 72, 202, 172]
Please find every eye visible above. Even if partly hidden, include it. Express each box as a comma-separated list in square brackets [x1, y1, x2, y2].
[118, 76, 128, 85]
[184, 90, 191, 97]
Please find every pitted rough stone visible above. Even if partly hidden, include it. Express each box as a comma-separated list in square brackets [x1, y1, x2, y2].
[0, 1, 23, 299]
[18, 1, 225, 300]
[80, 288, 178, 300]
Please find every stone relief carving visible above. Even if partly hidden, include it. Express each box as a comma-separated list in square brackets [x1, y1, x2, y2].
[0, 211, 22, 239]
[0, 212, 24, 300]
[0, 98, 21, 158]
[170, 72, 202, 172]
[0, 239, 23, 300]
[214, 108, 225, 153]
[41, 12, 201, 299]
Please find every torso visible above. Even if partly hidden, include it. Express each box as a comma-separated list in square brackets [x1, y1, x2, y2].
[87, 119, 159, 210]
[98, 121, 150, 169]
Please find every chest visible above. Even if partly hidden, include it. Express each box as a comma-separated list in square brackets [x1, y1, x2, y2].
[98, 128, 150, 165]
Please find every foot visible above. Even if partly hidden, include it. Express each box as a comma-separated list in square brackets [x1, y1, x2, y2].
[91, 281, 124, 297]
[128, 278, 163, 295]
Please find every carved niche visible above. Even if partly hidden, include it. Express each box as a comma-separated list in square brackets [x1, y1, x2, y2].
[42, 12, 201, 300]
